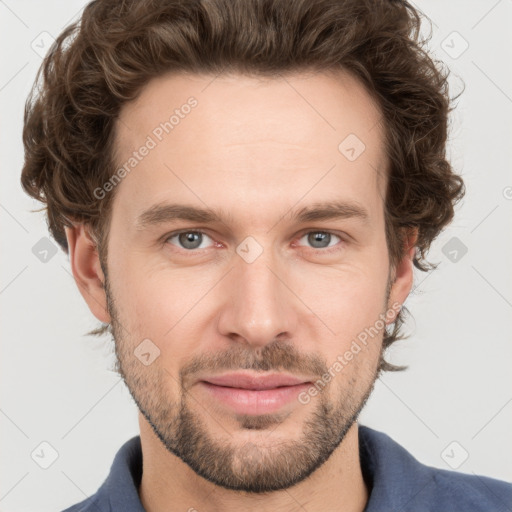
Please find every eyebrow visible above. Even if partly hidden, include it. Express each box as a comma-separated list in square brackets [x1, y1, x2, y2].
[135, 200, 370, 230]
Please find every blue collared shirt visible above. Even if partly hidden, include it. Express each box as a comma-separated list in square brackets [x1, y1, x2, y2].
[61, 424, 512, 511]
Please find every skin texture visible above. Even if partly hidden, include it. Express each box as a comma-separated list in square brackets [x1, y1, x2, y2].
[65, 70, 417, 512]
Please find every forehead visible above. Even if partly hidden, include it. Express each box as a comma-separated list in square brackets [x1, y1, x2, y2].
[112, 69, 387, 229]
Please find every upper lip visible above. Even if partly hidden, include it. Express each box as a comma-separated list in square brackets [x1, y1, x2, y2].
[200, 372, 312, 390]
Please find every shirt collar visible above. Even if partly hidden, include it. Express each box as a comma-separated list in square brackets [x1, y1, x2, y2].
[96, 423, 435, 511]
[358, 424, 435, 511]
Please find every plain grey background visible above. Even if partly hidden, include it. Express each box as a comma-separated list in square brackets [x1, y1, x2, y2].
[1, 1, 511, 511]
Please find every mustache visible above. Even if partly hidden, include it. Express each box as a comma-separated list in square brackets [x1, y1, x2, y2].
[180, 339, 328, 388]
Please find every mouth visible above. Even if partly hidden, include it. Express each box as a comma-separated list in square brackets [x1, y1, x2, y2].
[197, 372, 313, 415]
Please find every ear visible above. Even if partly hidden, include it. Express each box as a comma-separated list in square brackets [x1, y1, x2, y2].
[65, 224, 111, 324]
[386, 227, 418, 324]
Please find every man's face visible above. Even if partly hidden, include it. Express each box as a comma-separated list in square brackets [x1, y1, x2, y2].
[99, 70, 403, 492]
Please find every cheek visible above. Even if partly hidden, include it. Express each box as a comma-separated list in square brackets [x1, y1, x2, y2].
[289, 266, 388, 379]
[293, 264, 388, 329]
[115, 262, 217, 347]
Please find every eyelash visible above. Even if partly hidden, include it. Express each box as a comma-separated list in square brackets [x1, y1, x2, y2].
[163, 229, 347, 254]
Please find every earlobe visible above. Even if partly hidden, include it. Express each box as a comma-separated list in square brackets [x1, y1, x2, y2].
[65, 224, 111, 324]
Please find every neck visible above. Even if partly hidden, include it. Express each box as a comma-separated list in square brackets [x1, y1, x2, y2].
[138, 414, 369, 512]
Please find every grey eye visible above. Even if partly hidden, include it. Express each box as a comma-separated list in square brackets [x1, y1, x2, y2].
[167, 231, 213, 250]
[179, 232, 202, 249]
[301, 231, 341, 249]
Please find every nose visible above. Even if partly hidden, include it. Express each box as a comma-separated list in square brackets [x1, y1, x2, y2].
[216, 248, 298, 348]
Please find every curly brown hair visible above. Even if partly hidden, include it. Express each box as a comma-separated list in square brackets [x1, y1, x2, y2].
[21, 0, 465, 372]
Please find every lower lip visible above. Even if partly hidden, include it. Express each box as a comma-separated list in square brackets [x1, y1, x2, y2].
[199, 381, 311, 415]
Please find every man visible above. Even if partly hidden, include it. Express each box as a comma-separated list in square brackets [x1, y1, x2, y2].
[20, 0, 511, 511]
